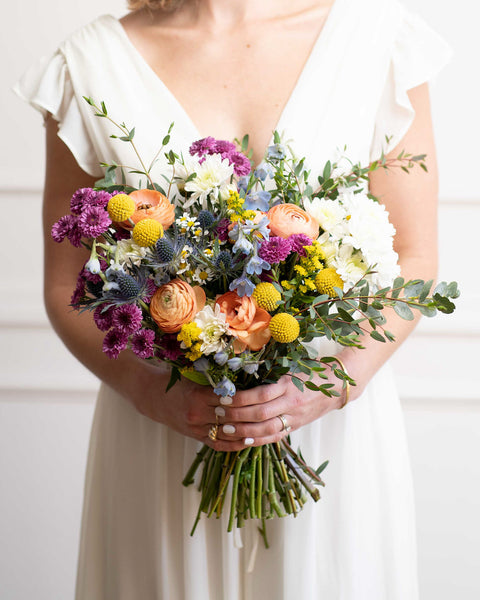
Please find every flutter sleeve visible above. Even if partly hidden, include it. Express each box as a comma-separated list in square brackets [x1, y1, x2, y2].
[13, 50, 103, 177]
[370, 4, 452, 159]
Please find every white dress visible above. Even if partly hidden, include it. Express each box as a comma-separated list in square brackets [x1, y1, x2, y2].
[14, 0, 451, 598]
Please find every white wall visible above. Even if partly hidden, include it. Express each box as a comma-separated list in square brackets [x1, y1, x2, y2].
[1, 1, 479, 599]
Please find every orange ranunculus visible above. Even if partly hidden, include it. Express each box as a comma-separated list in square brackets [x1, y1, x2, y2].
[150, 279, 206, 333]
[267, 203, 319, 239]
[216, 291, 271, 352]
[121, 189, 175, 230]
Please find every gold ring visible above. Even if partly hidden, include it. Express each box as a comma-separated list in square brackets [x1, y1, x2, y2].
[277, 414, 291, 433]
[208, 424, 218, 441]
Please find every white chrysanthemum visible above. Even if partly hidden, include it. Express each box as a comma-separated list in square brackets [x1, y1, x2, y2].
[303, 197, 347, 239]
[331, 244, 369, 290]
[317, 232, 338, 267]
[184, 154, 234, 209]
[194, 304, 231, 354]
[115, 239, 148, 266]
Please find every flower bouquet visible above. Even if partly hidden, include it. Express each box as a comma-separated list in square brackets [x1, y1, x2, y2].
[52, 98, 458, 543]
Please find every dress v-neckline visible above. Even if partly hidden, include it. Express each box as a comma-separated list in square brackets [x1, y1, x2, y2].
[105, 1, 342, 161]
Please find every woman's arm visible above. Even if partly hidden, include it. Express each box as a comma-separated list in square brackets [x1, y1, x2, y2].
[43, 115, 220, 442]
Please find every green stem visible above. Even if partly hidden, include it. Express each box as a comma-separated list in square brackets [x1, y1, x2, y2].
[182, 444, 210, 486]
[227, 449, 250, 532]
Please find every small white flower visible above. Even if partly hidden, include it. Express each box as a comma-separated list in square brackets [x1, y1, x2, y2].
[192, 266, 213, 284]
[303, 197, 347, 240]
[184, 154, 234, 209]
[85, 257, 101, 274]
[194, 304, 231, 355]
[115, 239, 148, 266]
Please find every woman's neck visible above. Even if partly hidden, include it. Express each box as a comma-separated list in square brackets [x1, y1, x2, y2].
[149, 0, 333, 31]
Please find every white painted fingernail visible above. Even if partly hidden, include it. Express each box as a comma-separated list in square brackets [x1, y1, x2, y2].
[223, 424, 236, 435]
[244, 438, 254, 446]
[215, 406, 226, 417]
[220, 396, 233, 405]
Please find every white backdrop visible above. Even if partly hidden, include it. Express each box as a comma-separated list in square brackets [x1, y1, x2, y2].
[1, 1, 479, 599]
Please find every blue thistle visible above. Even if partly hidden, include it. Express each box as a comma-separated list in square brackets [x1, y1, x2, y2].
[155, 237, 175, 263]
[198, 210, 215, 229]
[215, 251, 233, 271]
[116, 273, 142, 300]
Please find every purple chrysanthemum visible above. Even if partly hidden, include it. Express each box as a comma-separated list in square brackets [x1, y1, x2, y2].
[51, 215, 76, 243]
[93, 305, 115, 331]
[102, 328, 129, 359]
[70, 188, 97, 215]
[216, 218, 231, 242]
[66, 219, 83, 248]
[156, 333, 183, 361]
[78, 205, 112, 238]
[113, 227, 131, 241]
[214, 140, 236, 156]
[189, 136, 217, 157]
[71, 273, 87, 307]
[91, 190, 112, 209]
[258, 236, 292, 264]
[289, 233, 313, 257]
[131, 328, 155, 359]
[112, 304, 143, 335]
[229, 152, 251, 177]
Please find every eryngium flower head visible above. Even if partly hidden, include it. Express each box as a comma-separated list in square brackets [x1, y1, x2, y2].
[155, 237, 175, 263]
[197, 210, 215, 229]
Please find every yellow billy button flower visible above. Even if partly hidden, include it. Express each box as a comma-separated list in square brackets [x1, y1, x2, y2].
[132, 218, 164, 247]
[107, 194, 136, 222]
[252, 282, 282, 312]
[269, 313, 300, 343]
[315, 268, 344, 297]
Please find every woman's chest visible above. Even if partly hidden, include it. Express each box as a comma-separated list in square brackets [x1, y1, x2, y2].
[120, 11, 331, 165]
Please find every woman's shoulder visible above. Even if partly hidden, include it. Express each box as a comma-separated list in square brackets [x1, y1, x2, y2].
[52, 14, 126, 65]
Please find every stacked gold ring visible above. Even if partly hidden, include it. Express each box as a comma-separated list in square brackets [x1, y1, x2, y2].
[277, 414, 292, 433]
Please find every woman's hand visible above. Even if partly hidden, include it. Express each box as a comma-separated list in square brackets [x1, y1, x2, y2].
[193, 359, 364, 452]
[129, 358, 362, 451]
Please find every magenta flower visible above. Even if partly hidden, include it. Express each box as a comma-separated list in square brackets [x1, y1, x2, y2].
[93, 305, 115, 331]
[131, 328, 155, 359]
[92, 190, 112, 209]
[216, 218, 231, 242]
[214, 140, 236, 156]
[78, 205, 112, 238]
[51, 215, 76, 243]
[142, 279, 157, 303]
[229, 152, 251, 177]
[289, 233, 313, 257]
[70, 188, 96, 215]
[66, 220, 83, 247]
[102, 328, 129, 359]
[156, 333, 183, 361]
[112, 304, 143, 335]
[189, 137, 217, 157]
[259, 236, 292, 263]
[71, 272, 86, 307]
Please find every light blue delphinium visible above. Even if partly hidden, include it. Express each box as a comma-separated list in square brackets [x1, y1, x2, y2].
[229, 273, 255, 297]
[214, 377, 236, 397]
[254, 162, 274, 181]
[267, 143, 287, 161]
[214, 351, 229, 366]
[243, 190, 271, 212]
[227, 357, 243, 371]
[243, 362, 259, 375]
[193, 358, 209, 373]
[245, 254, 271, 276]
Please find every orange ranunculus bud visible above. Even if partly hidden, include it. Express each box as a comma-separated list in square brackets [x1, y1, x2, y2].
[216, 291, 271, 352]
[150, 279, 206, 333]
[267, 203, 319, 239]
[121, 189, 175, 230]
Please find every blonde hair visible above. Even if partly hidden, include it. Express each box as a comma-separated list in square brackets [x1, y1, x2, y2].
[127, 0, 184, 10]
